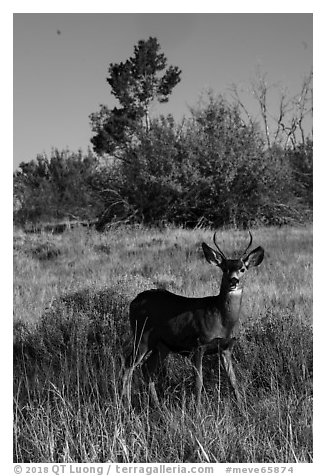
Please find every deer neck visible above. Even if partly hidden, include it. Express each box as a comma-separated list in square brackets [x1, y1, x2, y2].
[218, 285, 243, 328]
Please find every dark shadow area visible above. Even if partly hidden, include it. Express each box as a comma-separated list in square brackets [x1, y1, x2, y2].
[14, 292, 313, 463]
[236, 310, 313, 395]
[14, 292, 313, 407]
[14, 288, 130, 407]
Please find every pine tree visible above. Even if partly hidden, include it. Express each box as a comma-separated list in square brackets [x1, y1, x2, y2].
[90, 37, 181, 155]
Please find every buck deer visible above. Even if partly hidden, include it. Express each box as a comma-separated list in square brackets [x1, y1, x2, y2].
[122, 232, 264, 406]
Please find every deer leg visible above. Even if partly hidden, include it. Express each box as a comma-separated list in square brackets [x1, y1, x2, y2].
[193, 346, 204, 405]
[142, 341, 170, 407]
[221, 339, 241, 404]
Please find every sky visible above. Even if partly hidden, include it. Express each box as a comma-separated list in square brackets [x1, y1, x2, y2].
[13, 13, 312, 169]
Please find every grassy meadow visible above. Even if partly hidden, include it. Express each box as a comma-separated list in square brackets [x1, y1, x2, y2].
[13, 225, 313, 463]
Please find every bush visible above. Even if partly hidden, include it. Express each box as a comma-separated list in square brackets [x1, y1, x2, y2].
[14, 149, 101, 226]
[14, 96, 313, 229]
[96, 95, 312, 228]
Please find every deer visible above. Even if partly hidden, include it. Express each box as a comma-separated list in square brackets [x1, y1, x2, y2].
[122, 231, 264, 407]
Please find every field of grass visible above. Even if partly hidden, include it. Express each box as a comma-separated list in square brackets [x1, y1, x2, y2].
[13, 224, 313, 463]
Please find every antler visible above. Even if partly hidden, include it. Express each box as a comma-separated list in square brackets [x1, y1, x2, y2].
[242, 231, 253, 257]
[213, 232, 227, 260]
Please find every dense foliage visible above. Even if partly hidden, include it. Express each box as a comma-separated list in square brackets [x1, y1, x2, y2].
[14, 149, 101, 226]
[14, 95, 312, 229]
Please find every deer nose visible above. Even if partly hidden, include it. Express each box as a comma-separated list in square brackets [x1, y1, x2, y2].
[230, 277, 239, 287]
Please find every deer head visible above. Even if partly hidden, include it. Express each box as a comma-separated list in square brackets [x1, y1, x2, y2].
[202, 231, 264, 293]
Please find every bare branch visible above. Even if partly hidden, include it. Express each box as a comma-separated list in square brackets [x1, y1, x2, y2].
[229, 83, 254, 125]
[251, 70, 271, 148]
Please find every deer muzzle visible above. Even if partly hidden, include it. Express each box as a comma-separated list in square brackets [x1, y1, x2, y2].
[229, 277, 239, 290]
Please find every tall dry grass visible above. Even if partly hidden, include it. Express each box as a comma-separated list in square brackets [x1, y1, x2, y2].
[13, 225, 312, 462]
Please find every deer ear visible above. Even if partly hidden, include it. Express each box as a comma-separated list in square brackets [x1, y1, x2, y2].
[202, 243, 224, 267]
[243, 246, 264, 268]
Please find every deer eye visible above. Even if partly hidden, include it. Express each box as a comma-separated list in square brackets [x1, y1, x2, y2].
[240, 268, 245, 273]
